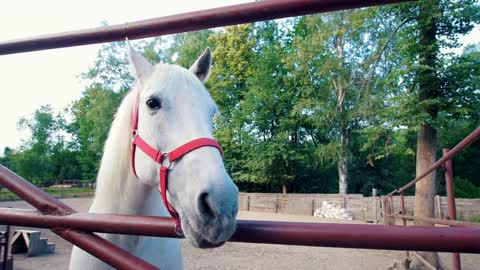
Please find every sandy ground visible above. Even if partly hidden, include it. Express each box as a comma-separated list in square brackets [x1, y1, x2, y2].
[1, 198, 479, 270]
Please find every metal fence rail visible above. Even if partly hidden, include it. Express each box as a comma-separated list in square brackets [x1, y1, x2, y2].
[6, 0, 480, 270]
[1, 206, 480, 254]
[0, 165, 159, 270]
[0, 0, 412, 55]
[382, 127, 480, 270]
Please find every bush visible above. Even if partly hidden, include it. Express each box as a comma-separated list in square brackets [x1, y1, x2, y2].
[455, 178, 480, 198]
[469, 216, 480, 223]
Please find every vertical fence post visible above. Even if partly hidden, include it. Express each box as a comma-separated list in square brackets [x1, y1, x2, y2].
[274, 195, 278, 213]
[443, 148, 461, 270]
[372, 188, 378, 223]
[2, 225, 10, 270]
[435, 195, 442, 218]
[400, 192, 410, 261]
[361, 195, 366, 221]
[400, 193, 407, 226]
[389, 196, 395, 225]
[311, 199, 315, 216]
[380, 197, 386, 225]
[247, 195, 250, 211]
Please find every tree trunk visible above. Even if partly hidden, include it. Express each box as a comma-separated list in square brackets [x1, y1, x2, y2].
[411, 1, 441, 268]
[334, 22, 348, 195]
[413, 124, 437, 227]
[412, 125, 441, 269]
[338, 128, 348, 195]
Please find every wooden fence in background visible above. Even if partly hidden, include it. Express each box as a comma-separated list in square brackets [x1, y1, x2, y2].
[239, 193, 480, 222]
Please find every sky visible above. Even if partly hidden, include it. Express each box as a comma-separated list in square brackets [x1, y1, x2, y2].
[0, 1, 479, 153]
[0, 0, 252, 152]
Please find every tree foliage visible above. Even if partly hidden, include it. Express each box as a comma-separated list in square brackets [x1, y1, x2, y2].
[1, 3, 479, 195]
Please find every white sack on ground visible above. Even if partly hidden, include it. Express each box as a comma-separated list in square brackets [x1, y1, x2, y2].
[313, 201, 353, 220]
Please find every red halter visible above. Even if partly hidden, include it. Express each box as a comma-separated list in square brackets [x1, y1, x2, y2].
[130, 93, 223, 229]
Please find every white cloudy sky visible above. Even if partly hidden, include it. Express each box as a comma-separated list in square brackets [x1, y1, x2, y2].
[0, 0, 252, 152]
[0, 1, 478, 153]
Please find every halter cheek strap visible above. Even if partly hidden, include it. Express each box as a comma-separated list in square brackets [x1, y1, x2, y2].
[130, 94, 223, 229]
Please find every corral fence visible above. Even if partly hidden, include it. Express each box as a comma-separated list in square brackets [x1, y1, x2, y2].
[239, 193, 480, 223]
[382, 128, 480, 270]
[1, 1, 479, 270]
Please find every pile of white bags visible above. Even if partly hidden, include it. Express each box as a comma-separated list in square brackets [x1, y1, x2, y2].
[313, 201, 353, 220]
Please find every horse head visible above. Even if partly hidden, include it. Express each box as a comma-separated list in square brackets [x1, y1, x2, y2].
[128, 44, 238, 248]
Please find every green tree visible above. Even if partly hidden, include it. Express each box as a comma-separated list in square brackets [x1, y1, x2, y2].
[69, 85, 122, 180]
[239, 21, 311, 193]
[169, 30, 213, 67]
[13, 105, 67, 185]
[288, 9, 404, 194]
[208, 24, 256, 184]
[384, 1, 480, 267]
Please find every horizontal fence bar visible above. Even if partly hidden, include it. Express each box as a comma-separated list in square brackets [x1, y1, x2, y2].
[0, 208, 179, 237]
[0, 0, 413, 55]
[0, 165, 159, 270]
[232, 221, 480, 253]
[396, 214, 480, 228]
[397, 127, 480, 194]
[0, 165, 75, 215]
[52, 228, 158, 270]
[1, 208, 480, 254]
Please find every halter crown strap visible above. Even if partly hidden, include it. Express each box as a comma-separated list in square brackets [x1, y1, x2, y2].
[130, 93, 223, 228]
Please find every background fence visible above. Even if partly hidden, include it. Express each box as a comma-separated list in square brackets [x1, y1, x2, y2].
[239, 192, 480, 222]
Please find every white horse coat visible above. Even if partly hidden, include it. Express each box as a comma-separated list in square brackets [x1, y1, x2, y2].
[69, 45, 238, 270]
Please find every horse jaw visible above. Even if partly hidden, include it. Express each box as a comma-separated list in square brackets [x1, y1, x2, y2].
[167, 150, 238, 248]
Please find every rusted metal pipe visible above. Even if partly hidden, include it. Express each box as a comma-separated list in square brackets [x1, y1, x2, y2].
[398, 127, 480, 193]
[232, 220, 480, 253]
[400, 193, 407, 226]
[1, 208, 480, 253]
[0, 208, 179, 238]
[395, 214, 480, 228]
[399, 193, 410, 270]
[0, 165, 159, 270]
[443, 148, 461, 270]
[52, 228, 158, 270]
[443, 148, 457, 220]
[0, 164, 75, 215]
[0, 0, 414, 55]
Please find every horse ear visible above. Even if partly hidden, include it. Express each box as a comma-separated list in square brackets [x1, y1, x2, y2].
[127, 39, 152, 79]
[189, 47, 211, 82]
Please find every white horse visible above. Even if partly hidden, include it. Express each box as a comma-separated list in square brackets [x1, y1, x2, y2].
[69, 43, 239, 270]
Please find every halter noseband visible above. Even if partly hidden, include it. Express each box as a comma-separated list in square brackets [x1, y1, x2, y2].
[130, 93, 222, 230]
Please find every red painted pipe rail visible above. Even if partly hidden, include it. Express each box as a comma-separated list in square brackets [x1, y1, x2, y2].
[0, 0, 414, 55]
[396, 214, 480, 228]
[1, 207, 480, 254]
[386, 127, 480, 197]
[0, 165, 159, 270]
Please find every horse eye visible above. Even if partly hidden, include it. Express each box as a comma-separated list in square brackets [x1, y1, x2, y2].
[146, 98, 161, 110]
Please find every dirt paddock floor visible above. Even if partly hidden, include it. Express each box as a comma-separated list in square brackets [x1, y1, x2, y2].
[1, 197, 478, 270]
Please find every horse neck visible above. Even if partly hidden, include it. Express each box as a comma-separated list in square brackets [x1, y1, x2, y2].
[90, 90, 166, 217]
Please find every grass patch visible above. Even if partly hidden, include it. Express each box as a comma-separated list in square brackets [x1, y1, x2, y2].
[469, 216, 480, 223]
[0, 187, 94, 201]
[0, 189, 19, 200]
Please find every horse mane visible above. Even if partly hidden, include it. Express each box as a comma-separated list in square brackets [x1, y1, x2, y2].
[93, 85, 138, 208]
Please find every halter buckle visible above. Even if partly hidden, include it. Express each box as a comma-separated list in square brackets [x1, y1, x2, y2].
[131, 129, 138, 141]
[160, 153, 173, 169]
[174, 224, 184, 236]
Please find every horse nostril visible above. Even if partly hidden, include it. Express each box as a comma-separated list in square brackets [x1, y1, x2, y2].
[198, 192, 216, 219]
